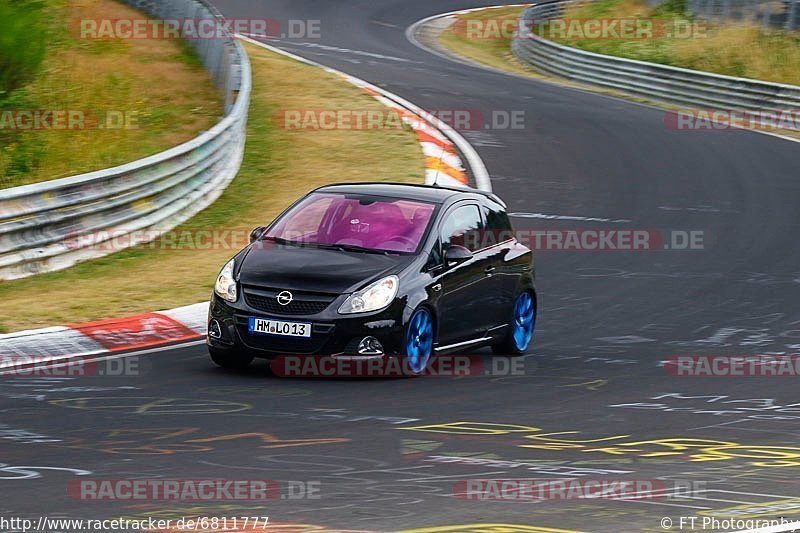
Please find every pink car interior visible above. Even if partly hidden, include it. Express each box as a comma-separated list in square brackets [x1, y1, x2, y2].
[269, 193, 435, 253]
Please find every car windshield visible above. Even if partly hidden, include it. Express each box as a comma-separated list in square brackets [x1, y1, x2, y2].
[264, 192, 436, 253]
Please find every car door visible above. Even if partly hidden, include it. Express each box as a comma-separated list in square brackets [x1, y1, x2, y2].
[433, 202, 495, 347]
[480, 201, 521, 328]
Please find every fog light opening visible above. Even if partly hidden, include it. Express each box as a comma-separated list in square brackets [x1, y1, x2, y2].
[209, 319, 223, 339]
[357, 336, 384, 356]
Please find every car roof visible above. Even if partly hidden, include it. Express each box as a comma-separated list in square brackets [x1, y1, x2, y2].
[312, 182, 505, 206]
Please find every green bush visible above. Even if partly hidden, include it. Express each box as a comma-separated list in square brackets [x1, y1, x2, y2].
[0, 1, 47, 100]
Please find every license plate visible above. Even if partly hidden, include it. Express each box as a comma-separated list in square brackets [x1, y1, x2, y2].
[248, 317, 311, 338]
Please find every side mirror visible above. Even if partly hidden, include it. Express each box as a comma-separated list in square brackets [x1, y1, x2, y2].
[250, 226, 267, 243]
[445, 244, 473, 266]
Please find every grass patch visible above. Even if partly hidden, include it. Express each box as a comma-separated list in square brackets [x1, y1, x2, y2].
[0, 1, 47, 97]
[0, 42, 423, 332]
[0, 0, 220, 188]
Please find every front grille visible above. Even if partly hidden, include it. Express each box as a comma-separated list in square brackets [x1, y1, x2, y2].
[243, 286, 337, 316]
[246, 294, 330, 315]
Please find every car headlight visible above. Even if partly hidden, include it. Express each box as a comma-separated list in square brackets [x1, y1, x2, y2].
[214, 258, 238, 302]
[338, 275, 398, 314]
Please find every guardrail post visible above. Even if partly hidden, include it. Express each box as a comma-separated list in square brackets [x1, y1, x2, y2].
[787, 0, 798, 30]
[708, 0, 716, 20]
[719, 0, 729, 20]
[748, 0, 758, 22]
[762, 0, 772, 26]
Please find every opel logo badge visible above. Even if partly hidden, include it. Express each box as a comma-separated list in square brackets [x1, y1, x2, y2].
[277, 291, 293, 306]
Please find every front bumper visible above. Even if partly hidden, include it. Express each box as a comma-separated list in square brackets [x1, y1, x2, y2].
[207, 293, 407, 358]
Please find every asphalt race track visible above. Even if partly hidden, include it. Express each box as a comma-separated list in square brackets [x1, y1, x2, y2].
[4, 1, 800, 532]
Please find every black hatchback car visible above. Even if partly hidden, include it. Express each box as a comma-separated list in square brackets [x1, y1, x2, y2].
[207, 183, 536, 375]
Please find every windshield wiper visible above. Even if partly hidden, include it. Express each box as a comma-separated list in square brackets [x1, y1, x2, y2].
[319, 243, 390, 255]
[262, 238, 392, 255]
[259, 235, 288, 244]
[261, 236, 319, 248]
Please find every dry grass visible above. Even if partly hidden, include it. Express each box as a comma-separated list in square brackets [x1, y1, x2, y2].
[670, 25, 800, 84]
[0, 42, 423, 332]
[0, 0, 220, 188]
[556, 0, 800, 85]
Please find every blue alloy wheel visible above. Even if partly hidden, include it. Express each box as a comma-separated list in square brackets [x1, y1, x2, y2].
[512, 292, 535, 351]
[405, 308, 433, 374]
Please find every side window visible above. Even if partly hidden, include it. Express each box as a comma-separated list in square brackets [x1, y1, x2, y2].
[482, 202, 514, 245]
[440, 204, 484, 253]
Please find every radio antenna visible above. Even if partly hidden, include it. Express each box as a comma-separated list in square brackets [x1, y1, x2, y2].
[432, 143, 446, 188]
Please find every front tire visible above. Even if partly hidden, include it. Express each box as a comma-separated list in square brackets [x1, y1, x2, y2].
[208, 347, 254, 369]
[492, 291, 536, 356]
[404, 307, 434, 376]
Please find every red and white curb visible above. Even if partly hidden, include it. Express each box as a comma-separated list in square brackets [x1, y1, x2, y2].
[0, 303, 208, 370]
[0, 36, 491, 368]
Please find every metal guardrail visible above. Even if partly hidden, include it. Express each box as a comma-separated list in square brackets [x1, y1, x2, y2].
[0, 0, 251, 280]
[512, 0, 800, 113]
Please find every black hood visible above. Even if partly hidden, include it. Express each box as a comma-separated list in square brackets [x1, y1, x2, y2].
[238, 243, 414, 294]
